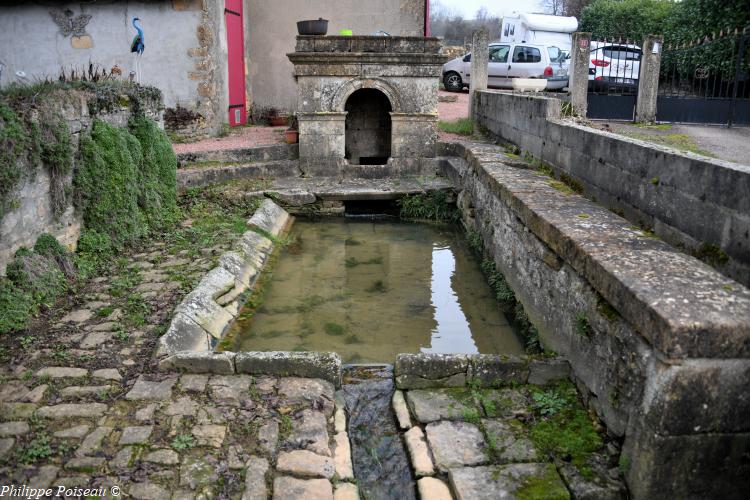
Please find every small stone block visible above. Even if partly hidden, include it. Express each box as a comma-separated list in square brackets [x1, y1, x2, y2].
[36, 367, 88, 379]
[470, 355, 529, 387]
[159, 351, 236, 374]
[125, 376, 177, 401]
[242, 456, 269, 500]
[528, 359, 571, 385]
[92, 368, 122, 382]
[392, 390, 412, 430]
[418, 477, 452, 500]
[334, 432, 353, 480]
[119, 425, 153, 445]
[395, 353, 469, 389]
[334, 483, 360, 500]
[235, 351, 342, 388]
[36, 403, 108, 419]
[277, 449, 335, 479]
[404, 426, 434, 477]
[180, 374, 209, 392]
[426, 421, 487, 472]
[273, 476, 333, 500]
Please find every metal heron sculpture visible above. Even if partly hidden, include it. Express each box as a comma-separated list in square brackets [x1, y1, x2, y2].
[130, 17, 144, 82]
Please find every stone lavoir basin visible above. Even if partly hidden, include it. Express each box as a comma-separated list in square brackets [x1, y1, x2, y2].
[221, 217, 525, 362]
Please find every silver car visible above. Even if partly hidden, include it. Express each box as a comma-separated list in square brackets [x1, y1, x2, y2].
[442, 42, 569, 91]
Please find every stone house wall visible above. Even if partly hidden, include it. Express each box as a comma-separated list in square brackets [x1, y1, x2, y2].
[0, 0, 224, 139]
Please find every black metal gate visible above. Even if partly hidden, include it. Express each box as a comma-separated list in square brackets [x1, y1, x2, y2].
[586, 39, 641, 120]
[657, 29, 750, 126]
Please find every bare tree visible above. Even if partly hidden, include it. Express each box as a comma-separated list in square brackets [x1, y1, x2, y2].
[543, 0, 565, 16]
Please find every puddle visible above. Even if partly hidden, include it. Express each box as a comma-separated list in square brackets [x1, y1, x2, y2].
[225, 218, 524, 362]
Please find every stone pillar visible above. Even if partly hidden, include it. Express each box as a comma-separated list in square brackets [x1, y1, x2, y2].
[635, 35, 664, 123]
[390, 113, 438, 158]
[469, 28, 489, 123]
[569, 32, 592, 117]
[297, 112, 346, 159]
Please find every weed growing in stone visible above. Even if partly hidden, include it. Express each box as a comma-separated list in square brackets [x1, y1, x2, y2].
[17, 433, 53, 464]
[575, 313, 591, 337]
[531, 389, 567, 417]
[528, 381, 603, 477]
[398, 191, 458, 222]
[171, 434, 195, 450]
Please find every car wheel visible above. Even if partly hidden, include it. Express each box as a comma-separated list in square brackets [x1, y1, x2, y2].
[443, 72, 463, 92]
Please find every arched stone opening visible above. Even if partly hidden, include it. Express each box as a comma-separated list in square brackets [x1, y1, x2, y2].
[344, 88, 392, 165]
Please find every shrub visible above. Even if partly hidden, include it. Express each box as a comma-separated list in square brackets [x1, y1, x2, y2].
[128, 116, 179, 230]
[76, 119, 146, 247]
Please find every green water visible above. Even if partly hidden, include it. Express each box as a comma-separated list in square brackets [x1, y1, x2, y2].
[226, 218, 524, 363]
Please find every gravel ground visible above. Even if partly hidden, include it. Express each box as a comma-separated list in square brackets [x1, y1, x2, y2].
[594, 121, 750, 164]
[173, 125, 287, 154]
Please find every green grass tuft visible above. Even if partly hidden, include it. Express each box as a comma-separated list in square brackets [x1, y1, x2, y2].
[438, 118, 473, 136]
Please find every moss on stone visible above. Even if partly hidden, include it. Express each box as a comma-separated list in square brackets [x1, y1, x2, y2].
[694, 243, 729, 267]
[516, 463, 570, 500]
[528, 382, 603, 476]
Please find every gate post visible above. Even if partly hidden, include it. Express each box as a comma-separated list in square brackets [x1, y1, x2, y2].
[469, 28, 488, 128]
[569, 32, 592, 117]
[635, 34, 664, 123]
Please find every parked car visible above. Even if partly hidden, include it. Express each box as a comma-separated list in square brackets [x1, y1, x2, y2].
[588, 42, 641, 92]
[442, 42, 569, 92]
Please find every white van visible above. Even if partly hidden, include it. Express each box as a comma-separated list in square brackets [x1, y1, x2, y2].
[501, 13, 578, 57]
[442, 42, 569, 92]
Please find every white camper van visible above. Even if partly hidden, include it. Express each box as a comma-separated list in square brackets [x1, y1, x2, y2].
[501, 13, 578, 57]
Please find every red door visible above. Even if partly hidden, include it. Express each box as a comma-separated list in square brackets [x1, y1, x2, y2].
[225, 0, 247, 126]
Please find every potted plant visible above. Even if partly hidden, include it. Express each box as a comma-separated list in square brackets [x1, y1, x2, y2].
[284, 115, 298, 144]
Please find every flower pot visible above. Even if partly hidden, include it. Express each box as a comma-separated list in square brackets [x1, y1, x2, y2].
[284, 129, 299, 144]
[297, 18, 328, 36]
[270, 116, 287, 127]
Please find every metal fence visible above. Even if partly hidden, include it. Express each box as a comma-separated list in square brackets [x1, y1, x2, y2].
[657, 28, 750, 126]
[586, 38, 642, 120]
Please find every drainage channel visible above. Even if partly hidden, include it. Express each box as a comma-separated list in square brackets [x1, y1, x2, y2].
[341, 365, 416, 499]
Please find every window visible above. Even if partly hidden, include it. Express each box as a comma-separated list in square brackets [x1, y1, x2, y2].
[512, 46, 541, 63]
[602, 46, 641, 61]
[489, 46, 510, 63]
[504, 25, 509, 37]
[510, 25, 515, 36]
[547, 46, 563, 63]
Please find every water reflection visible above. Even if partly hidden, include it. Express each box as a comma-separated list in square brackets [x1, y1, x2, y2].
[226, 218, 523, 362]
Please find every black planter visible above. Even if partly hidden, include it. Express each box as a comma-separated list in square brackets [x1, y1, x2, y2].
[297, 18, 328, 36]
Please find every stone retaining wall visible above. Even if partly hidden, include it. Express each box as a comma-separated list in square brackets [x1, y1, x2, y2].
[0, 89, 163, 275]
[473, 90, 750, 287]
[441, 140, 750, 499]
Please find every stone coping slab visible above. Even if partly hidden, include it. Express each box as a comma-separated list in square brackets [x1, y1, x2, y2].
[158, 351, 343, 388]
[394, 353, 570, 390]
[156, 200, 290, 358]
[451, 142, 750, 359]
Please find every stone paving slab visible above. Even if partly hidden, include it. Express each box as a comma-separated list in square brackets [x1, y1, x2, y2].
[406, 388, 476, 423]
[425, 420, 488, 472]
[449, 463, 570, 500]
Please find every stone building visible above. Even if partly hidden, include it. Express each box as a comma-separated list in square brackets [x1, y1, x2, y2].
[0, 0, 428, 139]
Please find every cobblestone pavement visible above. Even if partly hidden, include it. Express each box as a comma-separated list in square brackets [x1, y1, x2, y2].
[173, 126, 287, 155]
[392, 385, 627, 500]
[0, 198, 359, 499]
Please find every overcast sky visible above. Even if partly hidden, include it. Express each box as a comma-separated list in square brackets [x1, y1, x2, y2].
[436, 0, 546, 18]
